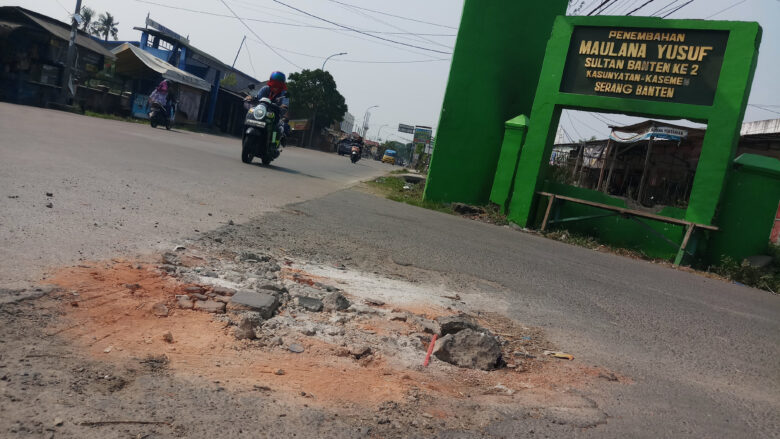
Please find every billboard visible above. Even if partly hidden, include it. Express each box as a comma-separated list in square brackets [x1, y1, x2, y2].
[399, 123, 415, 134]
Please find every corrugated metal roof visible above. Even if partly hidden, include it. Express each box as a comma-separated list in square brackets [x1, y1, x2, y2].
[741, 118, 780, 136]
[18, 9, 115, 60]
[112, 43, 211, 92]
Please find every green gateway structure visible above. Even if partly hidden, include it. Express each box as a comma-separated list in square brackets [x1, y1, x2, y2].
[423, 0, 569, 204]
[427, 10, 775, 264]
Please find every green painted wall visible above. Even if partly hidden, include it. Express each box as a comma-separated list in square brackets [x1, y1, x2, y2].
[706, 154, 780, 264]
[504, 16, 761, 261]
[423, 0, 568, 204]
[490, 115, 529, 213]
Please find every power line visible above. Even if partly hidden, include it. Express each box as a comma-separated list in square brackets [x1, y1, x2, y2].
[650, 0, 681, 16]
[52, 0, 71, 16]
[218, 0, 303, 69]
[321, 0, 458, 30]
[565, 111, 585, 140]
[662, 0, 694, 17]
[244, 39, 258, 77]
[133, 1, 456, 36]
[245, 36, 450, 64]
[587, 0, 613, 15]
[627, 0, 658, 15]
[749, 105, 780, 116]
[328, 0, 453, 50]
[706, 0, 750, 18]
[270, 0, 452, 55]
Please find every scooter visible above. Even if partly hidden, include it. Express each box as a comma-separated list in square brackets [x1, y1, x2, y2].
[241, 97, 284, 166]
[149, 102, 174, 130]
[350, 144, 361, 164]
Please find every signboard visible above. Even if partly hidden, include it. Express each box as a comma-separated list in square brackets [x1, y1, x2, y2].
[146, 16, 189, 43]
[560, 26, 729, 106]
[414, 126, 434, 155]
[398, 123, 415, 134]
[610, 125, 689, 143]
[132, 94, 151, 120]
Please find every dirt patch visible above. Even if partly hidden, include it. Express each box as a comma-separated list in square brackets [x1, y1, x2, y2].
[45, 260, 626, 420]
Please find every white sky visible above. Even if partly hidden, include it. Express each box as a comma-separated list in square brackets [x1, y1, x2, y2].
[4, 0, 779, 142]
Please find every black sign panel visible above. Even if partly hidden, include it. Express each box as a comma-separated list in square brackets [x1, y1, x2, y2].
[560, 26, 729, 106]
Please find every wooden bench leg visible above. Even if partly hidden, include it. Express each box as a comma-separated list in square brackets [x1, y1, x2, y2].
[541, 195, 556, 232]
[673, 225, 695, 267]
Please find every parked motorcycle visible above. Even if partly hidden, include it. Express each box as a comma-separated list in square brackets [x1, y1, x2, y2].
[350, 144, 361, 164]
[241, 96, 283, 165]
[149, 102, 173, 130]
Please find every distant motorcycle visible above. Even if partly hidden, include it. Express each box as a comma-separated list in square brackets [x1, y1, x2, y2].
[350, 144, 361, 164]
[149, 102, 173, 130]
[241, 96, 283, 166]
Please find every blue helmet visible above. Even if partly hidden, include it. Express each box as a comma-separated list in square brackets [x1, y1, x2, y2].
[269, 71, 286, 83]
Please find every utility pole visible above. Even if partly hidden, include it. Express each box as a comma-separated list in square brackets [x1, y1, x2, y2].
[59, 0, 82, 105]
[232, 35, 246, 68]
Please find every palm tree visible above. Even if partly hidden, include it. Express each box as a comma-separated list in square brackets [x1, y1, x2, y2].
[79, 6, 94, 33]
[93, 12, 119, 41]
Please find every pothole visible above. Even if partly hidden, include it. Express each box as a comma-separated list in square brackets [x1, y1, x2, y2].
[43, 247, 628, 427]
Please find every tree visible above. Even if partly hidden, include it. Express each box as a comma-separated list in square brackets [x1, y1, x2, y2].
[287, 69, 347, 136]
[79, 6, 95, 33]
[92, 12, 119, 41]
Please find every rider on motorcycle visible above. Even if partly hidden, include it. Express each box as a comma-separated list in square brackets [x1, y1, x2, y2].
[252, 71, 289, 140]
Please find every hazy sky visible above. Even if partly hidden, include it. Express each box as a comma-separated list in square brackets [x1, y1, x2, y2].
[4, 0, 779, 141]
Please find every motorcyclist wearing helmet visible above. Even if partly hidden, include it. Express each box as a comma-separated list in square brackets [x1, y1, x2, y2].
[256, 71, 289, 111]
[252, 71, 290, 141]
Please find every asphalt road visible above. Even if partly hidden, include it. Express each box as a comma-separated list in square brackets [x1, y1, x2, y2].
[242, 190, 780, 438]
[1, 103, 778, 437]
[0, 103, 393, 285]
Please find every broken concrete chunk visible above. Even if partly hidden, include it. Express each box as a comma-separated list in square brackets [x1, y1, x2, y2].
[296, 296, 324, 312]
[387, 312, 408, 322]
[433, 329, 503, 371]
[229, 290, 279, 319]
[349, 345, 372, 359]
[184, 285, 206, 295]
[161, 252, 180, 265]
[211, 286, 236, 296]
[436, 314, 480, 336]
[323, 292, 350, 311]
[151, 302, 169, 317]
[212, 295, 230, 304]
[194, 300, 226, 314]
[364, 298, 385, 306]
[176, 296, 194, 310]
[234, 313, 263, 340]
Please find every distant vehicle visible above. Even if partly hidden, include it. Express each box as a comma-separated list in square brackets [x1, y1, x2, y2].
[382, 149, 397, 165]
[337, 139, 354, 156]
[350, 144, 361, 164]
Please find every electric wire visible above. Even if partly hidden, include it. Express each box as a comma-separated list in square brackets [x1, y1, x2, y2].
[662, 0, 694, 17]
[218, 0, 303, 69]
[326, 1, 453, 50]
[627, 0, 658, 15]
[706, 0, 750, 18]
[270, 0, 452, 55]
[134, 1, 456, 36]
[320, 0, 457, 30]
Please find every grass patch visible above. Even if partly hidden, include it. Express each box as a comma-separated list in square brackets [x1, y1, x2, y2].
[711, 247, 780, 294]
[389, 168, 411, 175]
[368, 176, 452, 214]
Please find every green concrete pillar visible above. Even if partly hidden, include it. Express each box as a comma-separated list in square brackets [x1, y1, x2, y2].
[489, 115, 529, 213]
[423, 0, 568, 205]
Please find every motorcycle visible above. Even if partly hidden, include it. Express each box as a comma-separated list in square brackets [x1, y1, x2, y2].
[350, 144, 361, 164]
[241, 96, 284, 165]
[149, 102, 173, 130]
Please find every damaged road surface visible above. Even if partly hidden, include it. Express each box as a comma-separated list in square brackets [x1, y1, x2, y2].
[1, 106, 778, 438]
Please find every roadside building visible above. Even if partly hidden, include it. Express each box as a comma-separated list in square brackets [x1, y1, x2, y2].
[0, 6, 115, 107]
[130, 16, 261, 135]
[111, 43, 211, 124]
[340, 112, 355, 134]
